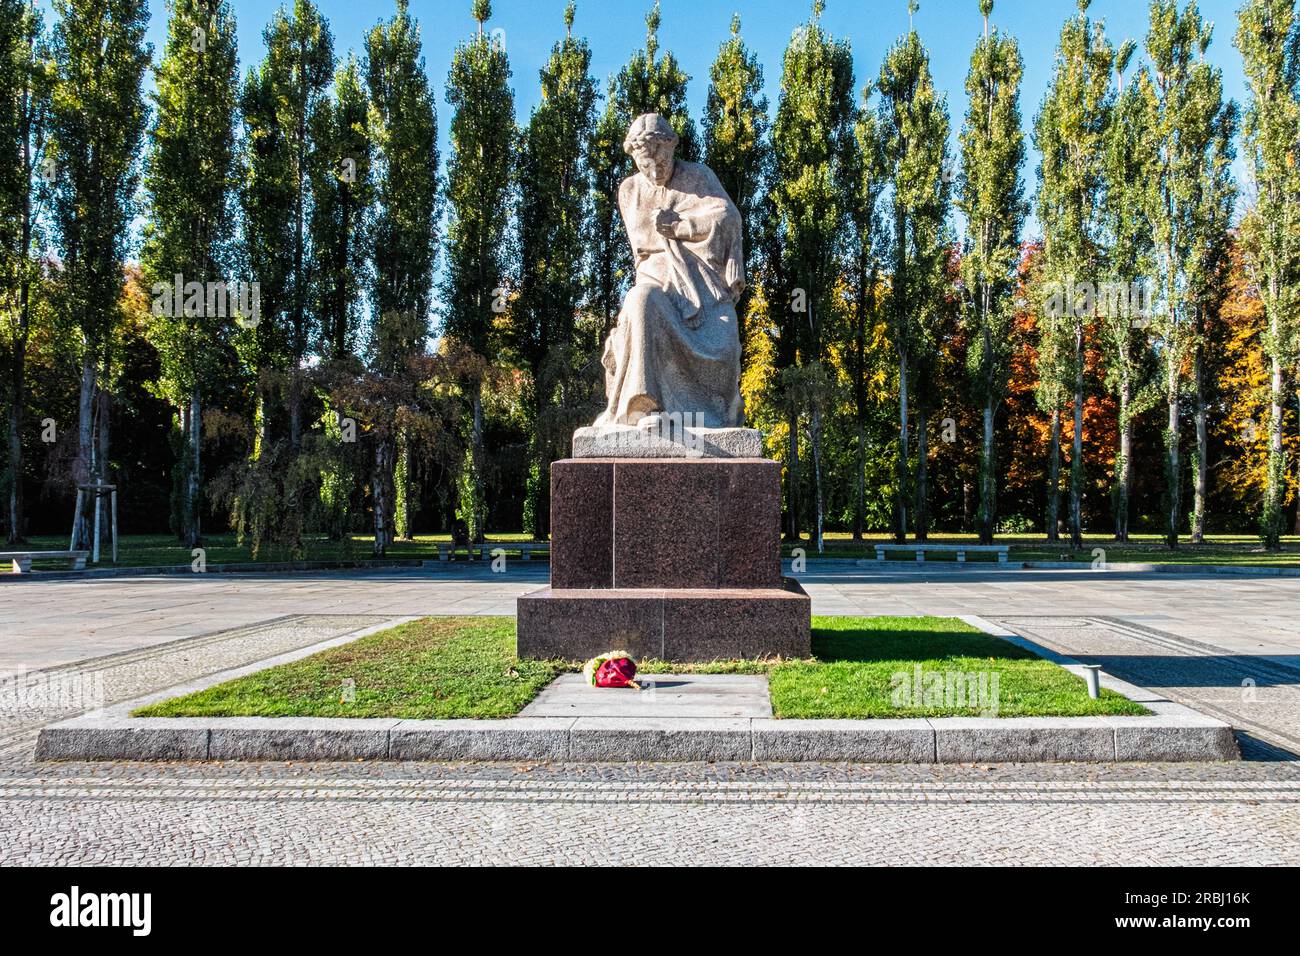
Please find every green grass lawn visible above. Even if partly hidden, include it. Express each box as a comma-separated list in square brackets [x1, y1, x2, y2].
[135, 615, 1145, 720]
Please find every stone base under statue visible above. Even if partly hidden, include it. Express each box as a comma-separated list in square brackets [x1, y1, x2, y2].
[516, 456, 811, 662]
[572, 424, 762, 459]
[517, 580, 811, 661]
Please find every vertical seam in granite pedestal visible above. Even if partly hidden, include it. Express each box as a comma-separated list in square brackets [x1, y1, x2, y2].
[714, 463, 722, 588]
[611, 461, 617, 587]
[659, 592, 665, 658]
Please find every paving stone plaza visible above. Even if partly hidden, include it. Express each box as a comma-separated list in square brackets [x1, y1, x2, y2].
[2, 563, 1299, 865]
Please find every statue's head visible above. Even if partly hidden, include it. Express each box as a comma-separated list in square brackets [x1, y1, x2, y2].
[624, 113, 678, 187]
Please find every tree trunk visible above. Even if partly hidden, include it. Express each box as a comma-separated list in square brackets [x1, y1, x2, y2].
[1192, 339, 1207, 544]
[72, 348, 96, 550]
[979, 396, 995, 545]
[1294, 388, 1300, 537]
[1070, 335, 1084, 550]
[914, 407, 929, 543]
[785, 403, 800, 543]
[288, 371, 302, 451]
[372, 437, 395, 556]
[1264, 353, 1285, 550]
[1115, 375, 1132, 543]
[1165, 377, 1181, 551]
[810, 400, 825, 554]
[397, 435, 417, 541]
[187, 387, 202, 548]
[471, 387, 486, 543]
[96, 385, 111, 553]
[895, 353, 910, 543]
[5, 337, 25, 544]
[853, 421, 865, 543]
[178, 402, 191, 543]
[1047, 408, 1061, 543]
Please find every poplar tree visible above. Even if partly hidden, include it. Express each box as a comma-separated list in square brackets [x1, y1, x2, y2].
[442, 0, 514, 542]
[878, 2, 952, 543]
[365, 0, 438, 549]
[846, 103, 885, 542]
[588, 1, 698, 342]
[49, 0, 151, 550]
[142, 0, 239, 549]
[702, 13, 770, 356]
[1033, 0, 1112, 549]
[1236, 0, 1300, 549]
[515, 2, 596, 537]
[771, 0, 856, 553]
[1145, 0, 1235, 549]
[1, 0, 51, 543]
[587, 97, 626, 339]
[613, 2, 698, 159]
[248, 0, 332, 451]
[309, 54, 370, 366]
[958, 0, 1026, 545]
[1099, 41, 1157, 542]
[305, 55, 369, 546]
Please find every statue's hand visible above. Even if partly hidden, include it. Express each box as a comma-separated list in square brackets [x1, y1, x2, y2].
[654, 208, 682, 238]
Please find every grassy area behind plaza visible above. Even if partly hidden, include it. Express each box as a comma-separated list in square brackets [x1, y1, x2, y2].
[134, 615, 1146, 720]
[13, 531, 1300, 571]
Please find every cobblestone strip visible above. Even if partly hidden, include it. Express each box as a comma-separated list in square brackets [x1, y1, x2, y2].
[3, 790, 1297, 865]
[4, 776, 1299, 804]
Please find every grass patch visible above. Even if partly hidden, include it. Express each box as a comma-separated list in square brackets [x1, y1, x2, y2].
[769, 617, 1145, 718]
[136, 614, 1145, 721]
[134, 617, 563, 719]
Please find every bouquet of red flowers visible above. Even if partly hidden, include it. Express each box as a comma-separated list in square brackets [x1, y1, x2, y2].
[582, 650, 640, 689]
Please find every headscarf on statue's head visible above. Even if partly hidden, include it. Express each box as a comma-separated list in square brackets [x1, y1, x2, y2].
[623, 112, 679, 156]
[624, 114, 679, 189]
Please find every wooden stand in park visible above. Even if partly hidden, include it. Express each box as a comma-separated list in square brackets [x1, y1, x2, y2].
[70, 480, 118, 564]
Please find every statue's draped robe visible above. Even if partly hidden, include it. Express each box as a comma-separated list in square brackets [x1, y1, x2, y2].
[597, 160, 745, 428]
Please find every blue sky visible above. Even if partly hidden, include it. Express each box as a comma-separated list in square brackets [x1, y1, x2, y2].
[41, 0, 1253, 232]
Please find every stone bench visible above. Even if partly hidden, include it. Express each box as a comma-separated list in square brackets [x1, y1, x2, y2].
[1, 550, 90, 573]
[873, 543, 1010, 564]
[435, 542, 550, 561]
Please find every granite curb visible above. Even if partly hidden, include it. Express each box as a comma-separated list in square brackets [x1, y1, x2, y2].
[33, 613, 1240, 763]
[36, 711, 1238, 762]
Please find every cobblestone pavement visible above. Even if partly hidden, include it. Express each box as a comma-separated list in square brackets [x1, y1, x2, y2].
[2, 570, 1299, 864]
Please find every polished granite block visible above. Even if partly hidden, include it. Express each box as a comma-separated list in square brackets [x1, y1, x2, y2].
[612, 460, 722, 588]
[548, 458, 782, 590]
[549, 460, 614, 589]
[516, 579, 811, 662]
[663, 580, 811, 660]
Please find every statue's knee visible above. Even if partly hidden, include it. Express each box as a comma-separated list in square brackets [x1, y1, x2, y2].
[622, 284, 660, 329]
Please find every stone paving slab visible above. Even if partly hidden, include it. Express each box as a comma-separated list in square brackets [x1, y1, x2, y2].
[521, 673, 773, 718]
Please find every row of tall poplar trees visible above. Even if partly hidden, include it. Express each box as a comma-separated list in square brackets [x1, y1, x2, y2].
[3, 0, 1299, 554]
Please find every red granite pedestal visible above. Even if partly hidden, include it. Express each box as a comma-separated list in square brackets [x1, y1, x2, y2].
[516, 458, 811, 661]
